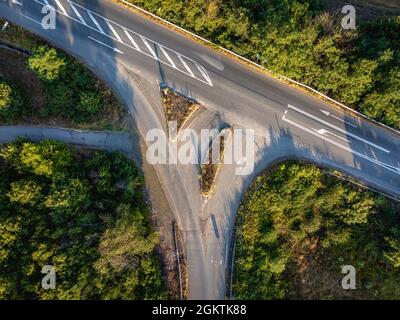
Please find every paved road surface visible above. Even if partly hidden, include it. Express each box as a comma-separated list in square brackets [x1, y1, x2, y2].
[0, 125, 137, 156]
[1, 0, 399, 299]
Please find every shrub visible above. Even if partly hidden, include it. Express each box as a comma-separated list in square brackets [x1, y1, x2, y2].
[27, 46, 66, 81]
[75, 92, 103, 121]
[0, 82, 12, 110]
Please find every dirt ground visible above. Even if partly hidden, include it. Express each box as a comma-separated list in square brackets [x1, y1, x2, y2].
[0, 48, 47, 111]
[161, 87, 200, 134]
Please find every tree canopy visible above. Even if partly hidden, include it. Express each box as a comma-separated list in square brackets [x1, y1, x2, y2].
[233, 162, 400, 299]
[0, 139, 166, 299]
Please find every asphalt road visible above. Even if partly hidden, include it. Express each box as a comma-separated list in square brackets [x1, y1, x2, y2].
[1, 0, 400, 300]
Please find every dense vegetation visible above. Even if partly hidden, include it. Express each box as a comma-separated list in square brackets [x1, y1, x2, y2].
[0, 20, 124, 129]
[233, 162, 400, 299]
[0, 140, 166, 299]
[0, 80, 24, 115]
[127, 0, 400, 129]
[26, 45, 105, 123]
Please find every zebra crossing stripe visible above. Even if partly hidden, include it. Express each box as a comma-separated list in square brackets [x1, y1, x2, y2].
[178, 54, 195, 77]
[106, 21, 122, 42]
[68, 1, 86, 25]
[54, 0, 68, 16]
[196, 64, 213, 86]
[159, 46, 177, 68]
[87, 11, 104, 34]
[123, 29, 141, 51]
[141, 37, 158, 59]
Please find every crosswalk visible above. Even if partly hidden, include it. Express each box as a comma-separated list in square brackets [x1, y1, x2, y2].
[34, 0, 213, 86]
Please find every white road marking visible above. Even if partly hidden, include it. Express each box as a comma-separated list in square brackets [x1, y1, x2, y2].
[54, 0, 68, 16]
[178, 54, 195, 77]
[88, 36, 124, 54]
[31, 0, 213, 86]
[87, 11, 104, 34]
[67, 1, 86, 25]
[106, 21, 122, 42]
[22, 14, 42, 26]
[282, 111, 400, 175]
[288, 104, 390, 153]
[196, 64, 213, 86]
[313, 128, 350, 143]
[159, 46, 176, 68]
[320, 109, 358, 128]
[11, 0, 23, 5]
[123, 28, 140, 50]
[140, 36, 158, 59]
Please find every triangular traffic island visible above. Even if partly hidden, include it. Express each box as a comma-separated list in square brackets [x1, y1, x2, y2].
[161, 87, 200, 139]
[200, 127, 232, 198]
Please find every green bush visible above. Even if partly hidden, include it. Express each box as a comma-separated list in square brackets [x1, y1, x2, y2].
[75, 92, 103, 121]
[0, 80, 25, 120]
[27, 45, 66, 81]
[0, 82, 12, 110]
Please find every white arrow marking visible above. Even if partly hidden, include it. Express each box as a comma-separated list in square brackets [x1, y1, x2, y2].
[288, 105, 390, 153]
[320, 109, 358, 128]
[282, 111, 400, 175]
[88, 36, 124, 54]
[313, 128, 350, 143]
